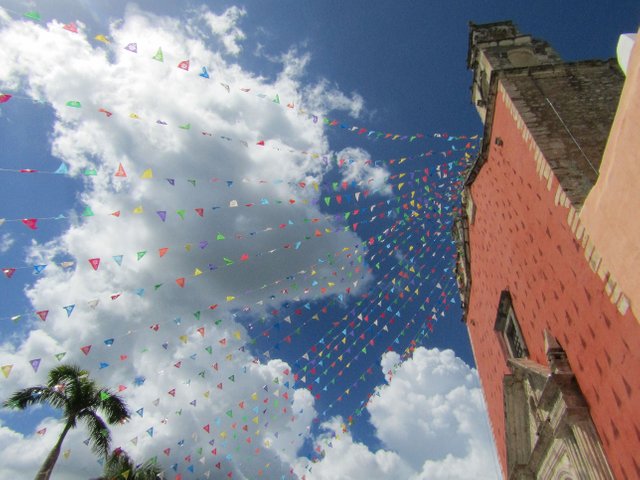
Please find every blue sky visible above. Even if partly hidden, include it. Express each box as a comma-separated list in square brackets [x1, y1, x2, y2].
[0, 1, 638, 479]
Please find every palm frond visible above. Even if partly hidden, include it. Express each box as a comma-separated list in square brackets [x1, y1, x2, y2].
[97, 389, 130, 424]
[2, 386, 66, 410]
[80, 410, 111, 458]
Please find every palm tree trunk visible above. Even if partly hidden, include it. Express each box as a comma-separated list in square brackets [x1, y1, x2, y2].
[34, 421, 73, 480]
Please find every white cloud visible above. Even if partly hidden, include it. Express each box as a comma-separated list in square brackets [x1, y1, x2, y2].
[0, 5, 368, 478]
[297, 347, 501, 480]
[0, 233, 14, 253]
[199, 5, 247, 56]
[336, 147, 393, 196]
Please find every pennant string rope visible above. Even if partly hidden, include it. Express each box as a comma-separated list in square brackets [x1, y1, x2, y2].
[0, 171, 459, 233]
[0, 8, 478, 145]
[1, 179, 454, 277]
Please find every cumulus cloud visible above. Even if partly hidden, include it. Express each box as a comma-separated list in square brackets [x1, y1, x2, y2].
[297, 347, 500, 480]
[0, 5, 367, 478]
[336, 147, 393, 196]
[199, 5, 247, 56]
[0, 233, 14, 253]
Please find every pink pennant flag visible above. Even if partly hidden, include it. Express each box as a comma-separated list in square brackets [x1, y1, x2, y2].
[0, 94, 12, 103]
[63, 22, 78, 33]
[168, 388, 176, 397]
[178, 60, 190, 71]
[80, 345, 92, 355]
[197, 327, 205, 337]
[88, 258, 100, 270]
[22, 218, 38, 230]
[36, 428, 47, 436]
[36, 310, 49, 321]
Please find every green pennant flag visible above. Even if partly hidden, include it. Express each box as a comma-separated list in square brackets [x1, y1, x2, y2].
[84, 168, 97, 176]
[152, 47, 164, 62]
[55, 352, 66, 361]
[205, 346, 213, 354]
[226, 410, 233, 418]
[100, 391, 110, 401]
[193, 311, 201, 320]
[176, 210, 186, 219]
[82, 205, 94, 217]
[24, 11, 41, 21]
[66, 100, 82, 108]
[154, 283, 163, 290]
[216, 233, 225, 240]
[224, 257, 234, 266]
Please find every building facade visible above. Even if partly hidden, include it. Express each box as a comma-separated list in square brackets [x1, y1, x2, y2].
[455, 21, 640, 479]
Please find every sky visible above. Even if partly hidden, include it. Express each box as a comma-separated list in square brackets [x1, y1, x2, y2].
[0, 1, 638, 479]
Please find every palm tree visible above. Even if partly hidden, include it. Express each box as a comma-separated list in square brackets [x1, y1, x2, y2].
[96, 449, 162, 480]
[2, 364, 130, 480]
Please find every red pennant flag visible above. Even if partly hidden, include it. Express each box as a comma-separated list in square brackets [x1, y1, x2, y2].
[212, 363, 219, 371]
[168, 389, 176, 397]
[195, 208, 204, 217]
[111, 210, 121, 217]
[197, 327, 205, 337]
[163, 448, 171, 456]
[217, 383, 223, 389]
[158, 247, 169, 257]
[0, 94, 12, 103]
[219, 338, 227, 346]
[114, 163, 127, 177]
[80, 345, 91, 355]
[98, 108, 112, 117]
[36, 310, 49, 321]
[240, 253, 249, 261]
[176, 277, 185, 288]
[178, 60, 190, 70]
[22, 218, 38, 230]
[3, 268, 16, 278]
[256, 140, 265, 146]
[118, 385, 127, 392]
[209, 304, 219, 310]
[88, 258, 100, 270]
[203, 424, 210, 433]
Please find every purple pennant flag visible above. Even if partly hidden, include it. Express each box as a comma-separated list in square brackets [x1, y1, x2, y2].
[156, 211, 167, 222]
[29, 358, 41, 372]
[199, 241, 208, 249]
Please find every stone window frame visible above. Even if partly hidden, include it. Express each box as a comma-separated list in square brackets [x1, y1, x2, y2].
[494, 290, 529, 359]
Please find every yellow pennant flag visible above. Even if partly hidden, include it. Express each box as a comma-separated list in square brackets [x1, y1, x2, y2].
[133, 206, 143, 214]
[193, 268, 203, 276]
[141, 169, 153, 179]
[94, 34, 109, 43]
